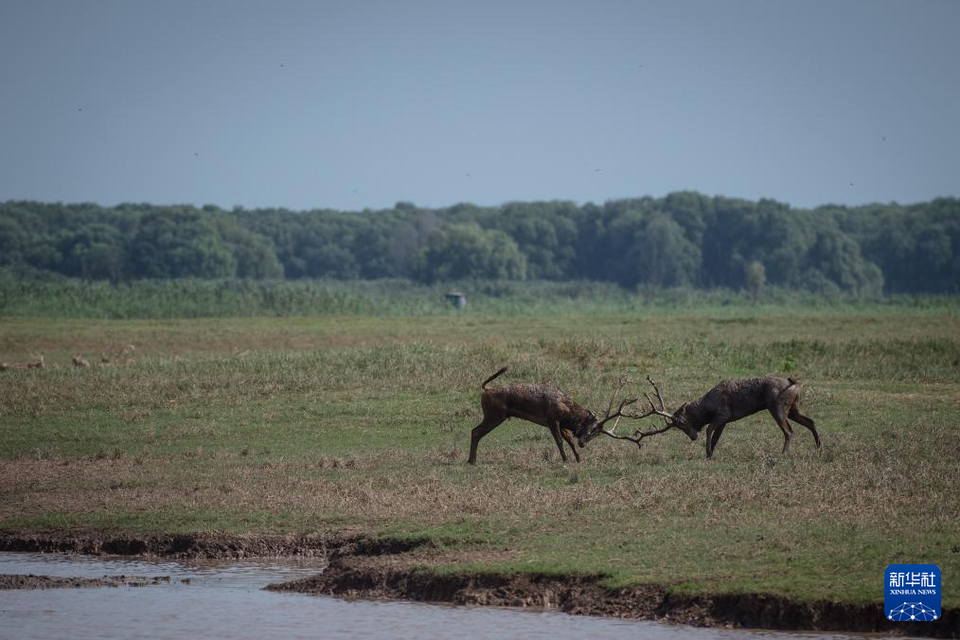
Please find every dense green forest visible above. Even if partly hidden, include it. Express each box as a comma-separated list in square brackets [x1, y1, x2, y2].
[1, 192, 958, 294]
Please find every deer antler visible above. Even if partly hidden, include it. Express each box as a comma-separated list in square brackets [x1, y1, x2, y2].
[626, 376, 674, 424]
[598, 421, 674, 450]
[604, 375, 631, 416]
[596, 375, 638, 431]
[595, 376, 675, 450]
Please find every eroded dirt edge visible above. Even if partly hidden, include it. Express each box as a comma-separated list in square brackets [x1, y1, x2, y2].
[1, 530, 955, 638]
[0, 574, 173, 590]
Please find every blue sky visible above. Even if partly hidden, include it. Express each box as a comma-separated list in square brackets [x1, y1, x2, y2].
[1, 0, 957, 211]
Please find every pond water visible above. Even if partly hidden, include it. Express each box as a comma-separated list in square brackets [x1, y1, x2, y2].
[0, 553, 866, 639]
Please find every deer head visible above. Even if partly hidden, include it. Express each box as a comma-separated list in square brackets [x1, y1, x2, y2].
[668, 402, 700, 441]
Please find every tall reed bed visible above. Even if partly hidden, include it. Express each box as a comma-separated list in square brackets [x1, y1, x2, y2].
[2, 276, 957, 319]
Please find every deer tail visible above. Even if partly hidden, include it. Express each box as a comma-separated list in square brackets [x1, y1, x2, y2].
[780, 377, 801, 407]
[481, 366, 509, 390]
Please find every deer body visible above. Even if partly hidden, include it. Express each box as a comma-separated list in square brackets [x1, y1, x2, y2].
[0, 355, 44, 371]
[469, 367, 600, 464]
[671, 376, 821, 458]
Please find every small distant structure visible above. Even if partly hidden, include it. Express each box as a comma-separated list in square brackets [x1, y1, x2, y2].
[444, 292, 467, 308]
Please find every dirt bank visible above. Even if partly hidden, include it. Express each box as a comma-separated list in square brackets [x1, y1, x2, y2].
[0, 574, 171, 589]
[0, 528, 419, 560]
[269, 553, 958, 638]
[2, 530, 955, 638]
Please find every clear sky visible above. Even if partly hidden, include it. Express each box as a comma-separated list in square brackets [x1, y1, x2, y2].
[1, 0, 957, 212]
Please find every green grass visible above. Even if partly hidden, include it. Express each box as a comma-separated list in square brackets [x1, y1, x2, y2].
[1, 304, 958, 608]
[2, 276, 958, 319]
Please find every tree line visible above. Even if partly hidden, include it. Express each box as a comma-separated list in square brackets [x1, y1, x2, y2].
[1, 192, 957, 294]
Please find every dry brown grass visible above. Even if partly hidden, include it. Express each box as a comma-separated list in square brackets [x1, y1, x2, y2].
[3, 413, 955, 536]
[1, 311, 958, 605]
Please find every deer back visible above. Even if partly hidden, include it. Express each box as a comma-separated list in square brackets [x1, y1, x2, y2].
[482, 383, 595, 431]
[684, 376, 797, 426]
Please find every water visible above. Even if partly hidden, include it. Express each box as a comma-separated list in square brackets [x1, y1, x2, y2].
[0, 553, 866, 639]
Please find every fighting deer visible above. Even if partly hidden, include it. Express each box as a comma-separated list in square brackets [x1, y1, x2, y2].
[582, 375, 821, 458]
[674, 376, 820, 458]
[468, 367, 659, 464]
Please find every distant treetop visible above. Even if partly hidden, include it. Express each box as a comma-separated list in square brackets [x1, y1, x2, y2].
[1, 193, 957, 294]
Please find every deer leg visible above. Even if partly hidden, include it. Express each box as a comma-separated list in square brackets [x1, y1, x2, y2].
[548, 424, 569, 462]
[788, 406, 822, 450]
[704, 423, 716, 458]
[768, 406, 793, 455]
[705, 422, 727, 458]
[559, 429, 581, 463]
[468, 415, 507, 464]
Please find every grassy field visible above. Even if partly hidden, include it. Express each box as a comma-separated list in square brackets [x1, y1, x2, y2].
[1, 305, 958, 609]
[3, 275, 956, 318]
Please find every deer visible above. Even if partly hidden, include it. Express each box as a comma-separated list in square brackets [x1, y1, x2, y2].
[101, 344, 136, 365]
[468, 367, 667, 464]
[581, 375, 821, 458]
[72, 354, 91, 368]
[0, 354, 44, 371]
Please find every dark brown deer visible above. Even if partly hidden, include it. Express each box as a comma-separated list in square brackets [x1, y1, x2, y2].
[672, 376, 820, 458]
[468, 367, 643, 464]
[587, 375, 821, 458]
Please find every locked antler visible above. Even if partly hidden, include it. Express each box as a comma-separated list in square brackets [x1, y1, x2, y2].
[596, 375, 675, 449]
[595, 374, 640, 432]
[628, 376, 674, 423]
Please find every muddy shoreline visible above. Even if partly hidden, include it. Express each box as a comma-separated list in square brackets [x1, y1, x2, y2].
[2, 530, 955, 638]
[0, 573, 171, 590]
